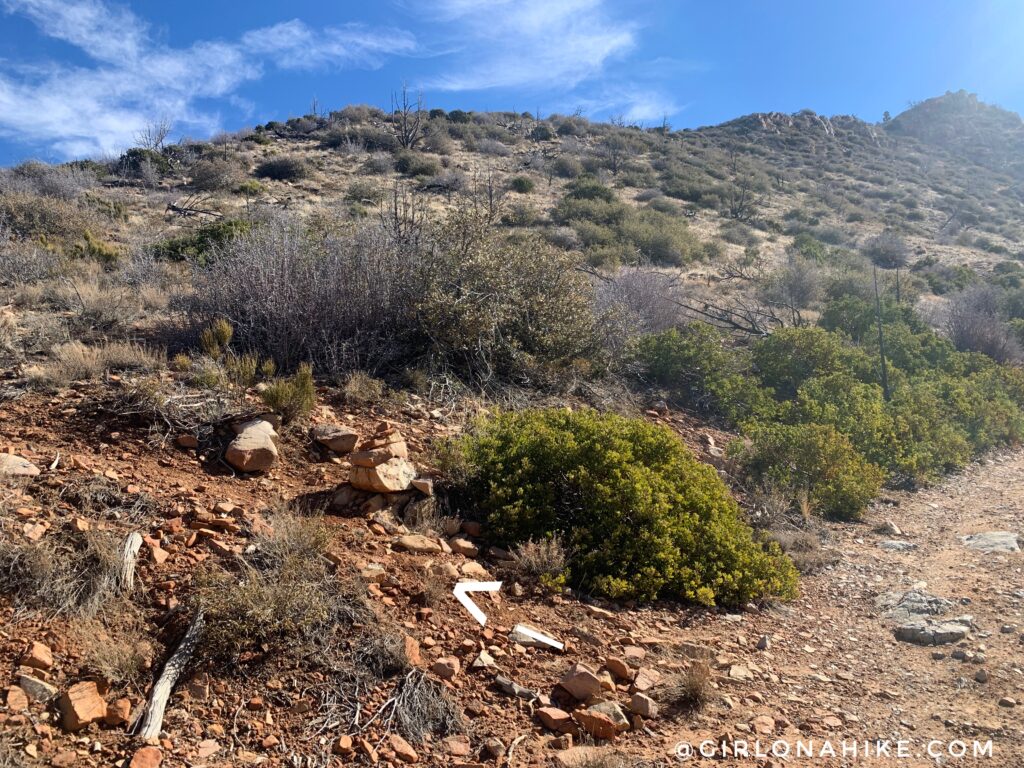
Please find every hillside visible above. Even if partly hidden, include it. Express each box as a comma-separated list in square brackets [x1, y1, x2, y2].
[2, 93, 1024, 767]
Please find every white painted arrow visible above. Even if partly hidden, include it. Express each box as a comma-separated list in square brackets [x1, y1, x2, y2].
[453, 580, 502, 626]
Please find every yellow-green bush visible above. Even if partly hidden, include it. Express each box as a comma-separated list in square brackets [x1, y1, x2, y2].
[732, 422, 884, 521]
[449, 409, 798, 606]
[260, 363, 315, 424]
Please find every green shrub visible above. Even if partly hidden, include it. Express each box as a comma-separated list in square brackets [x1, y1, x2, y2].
[151, 219, 251, 264]
[394, 151, 441, 177]
[450, 409, 798, 606]
[260, 363, 315, 424]
[752, 327, 871, 399]
[508, 175, 535, 193]
[733, 422, 884, 521]
[254, 156, 308, 181]
[633, 326, 776, 425]
[530, 124, 555, 141]
[418, 208, 600, 381]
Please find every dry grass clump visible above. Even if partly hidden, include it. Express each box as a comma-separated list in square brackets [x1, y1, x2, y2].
[0, 529, 127, 618]
[342, 370, 385, 404]
[29, 340, 164, 388]
[0, 313, 15, 353]
[504, 535, 568, 588]
[197, 512, 369, 666]
[768, 529, 835, 574]
[34, 474, 161, 523]
[354, 626, 411, 679]
[71, 616, 153, 691]
[659, 661, 713, 713]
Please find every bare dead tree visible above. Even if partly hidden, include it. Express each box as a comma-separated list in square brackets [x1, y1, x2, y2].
[391, 85, 426, 149]
[135, 118, 171, 151]
[863, 231, 909, 302]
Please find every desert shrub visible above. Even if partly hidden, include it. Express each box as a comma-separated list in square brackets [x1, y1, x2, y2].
[346, 179, 385, 204]
[0, 160, 97, 199]
[423, 131, 454, 155]
[632, 326, 776, 425]
[254, 156, 308, 181]
[944, 284, 1021, 362]
[116, 148, 170, 179]
[732, 422, 884, 521]
[503, 536, 567, 590]
[768, 530, 835, 574]
[0, 530, 127, 617]
[416, 208, 599, 381]
[529, 124, 555, 141]
[150, 219, 251, 264]
[551, 155, 583, 179]
[199, 318, 234, 356]
[508, 175, 535, 193]
[394, 151, 441, 177]
[0, 191, 91, 241]
[186, 207, 599, 381]
[260, 363, 315, 424]
[197, 513, 368, 665]
[342, 370, 385, 404]
[752, 327, 871, 400]
[475, 138, 511, 157]
[186, 216, 419, 372]
[449, 409, 798, 605]
[189, 156, 245, 191]
[362, 152, 395, 175]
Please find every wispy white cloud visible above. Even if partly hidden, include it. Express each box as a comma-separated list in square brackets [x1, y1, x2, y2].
[0, 0, 416, 158]
[419, 0, 636, 92]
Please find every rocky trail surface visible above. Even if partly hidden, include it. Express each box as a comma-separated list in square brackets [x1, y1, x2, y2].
[0, 390, 1022, 767]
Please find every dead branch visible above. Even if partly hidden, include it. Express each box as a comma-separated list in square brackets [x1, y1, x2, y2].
[116, 532, 143, 594]
[131, 609, 205, 742]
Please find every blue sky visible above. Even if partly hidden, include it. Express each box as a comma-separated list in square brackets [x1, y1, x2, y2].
[0, 0, 1022, 164]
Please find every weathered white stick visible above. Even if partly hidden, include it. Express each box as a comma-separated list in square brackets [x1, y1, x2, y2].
[132, 610, 205, 741]
[117, 532, 144, 594]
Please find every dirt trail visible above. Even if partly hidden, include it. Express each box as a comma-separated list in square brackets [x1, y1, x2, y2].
[655, 449, 1024, 767]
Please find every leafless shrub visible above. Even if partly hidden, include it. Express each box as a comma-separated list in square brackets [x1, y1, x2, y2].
[0, 313, 15, 353]
[0, 160, 97, 200]
[768, 530, 834, 574]
[185, 215, 422, 372]
[595, 267, 685, 337]
[475, 138, 512, 157]
[659, 661, 712, 712]
[354, 626, 411, 679]
[403, 498, 444, 536]
[390, 669, 466, 742]
[189, 156, 245, 191]
[944, 284, 1021, 362]
[362, 152, 394, 175]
